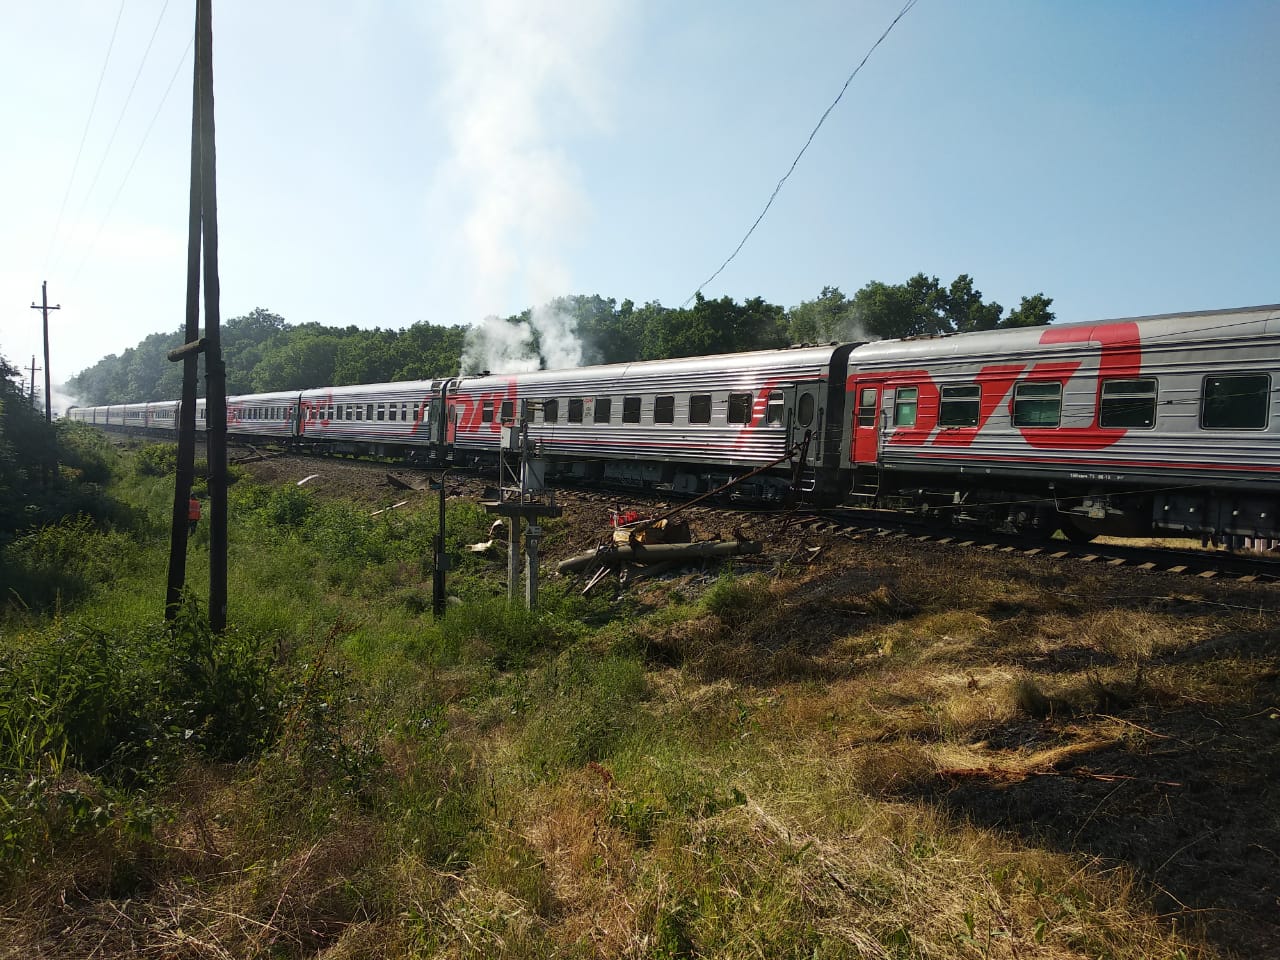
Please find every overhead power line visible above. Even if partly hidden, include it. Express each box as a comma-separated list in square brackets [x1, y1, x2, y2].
[69, 33, 194, 290]
[43, 0, 126, 273]
[60, 0, 175, 278]
[685, 0, 920, 307]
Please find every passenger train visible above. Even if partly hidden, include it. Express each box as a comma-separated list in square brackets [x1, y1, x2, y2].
[69, 304, 1280, 543]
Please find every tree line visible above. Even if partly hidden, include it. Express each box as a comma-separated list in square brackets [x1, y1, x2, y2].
[63, 273, 1054, 405]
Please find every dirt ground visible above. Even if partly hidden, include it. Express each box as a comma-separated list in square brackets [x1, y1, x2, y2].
[236, 453, 1280, 958]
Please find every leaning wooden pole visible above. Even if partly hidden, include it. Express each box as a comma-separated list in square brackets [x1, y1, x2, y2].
[164, 28, 206, 620]
[196, 0, 228, 632]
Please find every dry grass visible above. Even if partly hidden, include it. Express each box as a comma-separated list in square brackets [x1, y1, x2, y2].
[4, 491, 1276, 958]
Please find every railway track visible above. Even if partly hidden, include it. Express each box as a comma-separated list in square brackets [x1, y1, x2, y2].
[558, 486, 1280, 585]
[790, 507, 1280, 585]
[224, 441, 1280, 586]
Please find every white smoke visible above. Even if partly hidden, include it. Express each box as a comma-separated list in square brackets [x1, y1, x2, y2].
[51, 383, 84, 419]
[459, 301, 584, 375]
[430, 0, 625, 374]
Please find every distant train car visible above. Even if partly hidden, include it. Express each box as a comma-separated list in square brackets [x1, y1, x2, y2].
[450, 345, 853, 499]
[147, 400, 180, 436]
[227, 391, 300, 441]
[298, 380, 441, 457]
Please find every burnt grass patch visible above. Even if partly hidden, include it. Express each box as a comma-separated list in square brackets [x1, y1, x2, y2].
[829, 542, 1280, 958]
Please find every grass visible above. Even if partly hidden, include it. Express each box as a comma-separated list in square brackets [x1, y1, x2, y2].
[0, 443, 1274, 957]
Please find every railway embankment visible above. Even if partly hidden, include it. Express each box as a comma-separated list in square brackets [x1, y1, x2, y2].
[1, 441, 1275, 958]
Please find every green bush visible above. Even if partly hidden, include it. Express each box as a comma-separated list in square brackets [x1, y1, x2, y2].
[134, 443, 178, 477]
[0, 603, 282, 878]
[1, 515, 137, 612]
[55, 421, 117, 485]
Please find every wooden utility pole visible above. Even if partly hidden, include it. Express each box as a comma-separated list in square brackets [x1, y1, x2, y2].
[165, 0, 208, 621]
[165, 0, 226, 631]
[28, 356, 41, 403]
[29, 281, 60, 422]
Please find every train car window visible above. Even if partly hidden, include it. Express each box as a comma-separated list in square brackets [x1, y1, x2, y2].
[728, 392, 752, 424]
[1012, 382, 1062, 427]
[402, 403, 409, 421]
[655, 395, 675, 424]
[1201, 374, 1270, 429]
[594, 398, 613, 423]
[1100, 378, 1157, 428]
[482, 399, 494, 423]
[939, 385, 981, 427]
[766, 391, 784, 424]
[388, 405, 397, 421]
[568, 398, 584, 423]
[857, 387, 878, 428]
[893, 387, 919, 427]
[377, 404, 386, 421]
[689, 394, 712, 424]
[623, 396, 642, 423]
[501, 399, 514, 421]
[798, 393, 815, 427]
[543, 398, 559, 423]
[356, 405, 364, 421]
[366, 404, 374, 421]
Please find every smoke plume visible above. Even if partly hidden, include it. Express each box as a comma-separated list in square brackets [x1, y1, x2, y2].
[430, 0, 625, 374]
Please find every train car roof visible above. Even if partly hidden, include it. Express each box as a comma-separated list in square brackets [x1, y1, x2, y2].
[456, 343, 843, 390]
[847, 303, 1280, 365]
[297, 379, 438, 400]
[227, 390, 303, 405]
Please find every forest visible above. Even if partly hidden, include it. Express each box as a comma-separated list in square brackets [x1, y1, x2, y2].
[63, 274, 1054, 405]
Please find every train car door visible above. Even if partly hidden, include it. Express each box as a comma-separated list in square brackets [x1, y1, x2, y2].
[851, 380, 884, 464]
[789, 384, 822, 465]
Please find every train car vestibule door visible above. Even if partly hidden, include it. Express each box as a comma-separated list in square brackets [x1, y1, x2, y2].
[789, 385, 822, 465]
[851, 381, 883, 464]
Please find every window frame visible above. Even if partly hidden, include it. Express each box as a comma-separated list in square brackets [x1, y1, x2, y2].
[654, 395, 675, 424]
[1099, 378, 1158, 429]
[893, 386, 919, 427]
[938, 384, 981, 428]
[727, 392, 752, 425]
[622, 396, 642, 424]
[568, 398, 584, 423]
[797, 392, 815, 428]
[594, 397, 612, 424]
[688, 394, 712, 424]
[1200, 373, 1271, 430]
[1012, 381, 1063, 428]
[857, 386, 878, 428]
[766, 390, 785, 425]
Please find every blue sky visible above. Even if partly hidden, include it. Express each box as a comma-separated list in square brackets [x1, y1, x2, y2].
[1, 0, 1276, 401]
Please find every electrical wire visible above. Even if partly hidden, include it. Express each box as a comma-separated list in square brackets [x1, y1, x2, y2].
[68, 31, 194, 291]
[684, 0, 920, 307]
[60, 0, 175, 277]
[43, 0, 126, 274]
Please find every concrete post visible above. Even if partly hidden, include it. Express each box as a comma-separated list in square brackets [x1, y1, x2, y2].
[507, 516, 522, 603]
[524, 524, 541, 609]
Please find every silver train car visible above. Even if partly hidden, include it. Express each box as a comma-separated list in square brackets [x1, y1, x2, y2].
[69, 304, 1279, 542]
